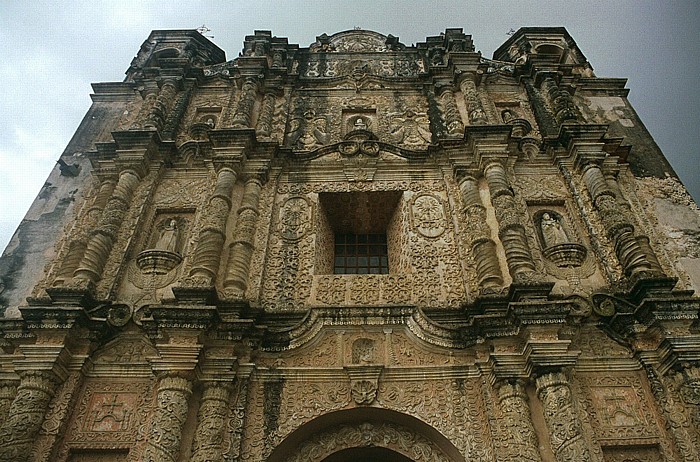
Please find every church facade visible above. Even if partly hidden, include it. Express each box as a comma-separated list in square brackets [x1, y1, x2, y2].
[0, 26, 699, 461]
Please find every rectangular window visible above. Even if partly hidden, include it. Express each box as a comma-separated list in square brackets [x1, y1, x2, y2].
[334, 233, 389, 274]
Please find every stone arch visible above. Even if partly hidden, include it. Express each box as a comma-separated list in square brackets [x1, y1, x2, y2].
[267, 408, 465, 462]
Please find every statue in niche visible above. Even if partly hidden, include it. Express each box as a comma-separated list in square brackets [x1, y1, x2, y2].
[540, 212, 570, 248]
[501, 109, 516, 123]
[154, 218, 180, 254]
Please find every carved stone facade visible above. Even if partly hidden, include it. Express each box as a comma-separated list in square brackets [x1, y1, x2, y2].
[1, 26, 699, 461]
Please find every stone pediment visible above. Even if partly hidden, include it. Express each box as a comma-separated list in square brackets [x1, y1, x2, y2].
[309, 29, 404, 53]
[289, 130, 429, 161]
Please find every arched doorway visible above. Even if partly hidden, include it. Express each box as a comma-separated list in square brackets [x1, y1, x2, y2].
[322, 446, 413, 461]
[267, 408, 464, 462]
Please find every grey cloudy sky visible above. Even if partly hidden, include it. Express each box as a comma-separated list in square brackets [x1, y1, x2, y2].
[1, 0, 699, 252]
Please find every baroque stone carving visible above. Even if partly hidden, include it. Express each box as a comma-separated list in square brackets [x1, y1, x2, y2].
[536, 371, 591, 462]
[410, 194, 447, 238]
[281, 421, 453, 462]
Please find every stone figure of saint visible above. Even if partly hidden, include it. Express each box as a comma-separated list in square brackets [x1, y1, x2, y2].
[155, 219, 180, 253]
[501, 109, 515, 123]
[541, 213, 569, 248]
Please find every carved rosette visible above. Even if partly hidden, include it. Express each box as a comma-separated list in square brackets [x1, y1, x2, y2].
[142, 375, 193, 462]
[498, 381, 542, 462]
[190, 383, 232, 462]
[535, 372, 591, 462]
[0, 371, 58, 462]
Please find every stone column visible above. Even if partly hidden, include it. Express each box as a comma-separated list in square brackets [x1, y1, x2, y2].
[0, 382, 17, 425]
[132, 81, 160, 129]
[223, 175, 263, 295]
[256, 91, 277, 137]
[188, 167, 238, 285]
[439, 85, 464, 135]
[540, 77, 578, 125]
[535, 371, 591, 462]
[645, 365, 700, 462]
[0, 371, 58, 462]
[144, 79, 179, 132]
[459, 77, 488, 125]
[497, 380, 542, 462]
[73, 168, 141, 284]
[54, 178, 116, 285]
[142, 374, 193, 462]
[190, 382, 232, 462]
[581, 163, 657, 278]
[457, 173, 503, 291]
[484, 161, 537, 282]
[231, 77, 259, 129]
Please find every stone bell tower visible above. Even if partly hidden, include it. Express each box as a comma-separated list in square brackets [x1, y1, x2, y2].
[0, 26, 699, 462]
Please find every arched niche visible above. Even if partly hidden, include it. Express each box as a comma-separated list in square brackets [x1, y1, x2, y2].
[267, 407, 464, 462]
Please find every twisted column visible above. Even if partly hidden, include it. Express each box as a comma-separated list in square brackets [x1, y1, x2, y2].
[0, 371, 58, 462]
[439, 86, 464, 135]
[535, 371, 591, 462]
[458, 174, 503, 291]
[231, 77, 259, 129]
[540, 77, 578, 125]
[132, 82, 160, 129]
[144, 79, 179, 132]
[256, 91, 276, 137]
[581, 163, 658, 278]
[460, 77, 488, 125]
[73, 169, 141, 284]
[188, 167, 238, 285]
[142, 374, 193, 462]
[190, 383, 232, 462]
[497, 380, 542, 462]
[484, 161, 537, 282]
[54, 178, 116, 284]
[223, 176, 263, 295]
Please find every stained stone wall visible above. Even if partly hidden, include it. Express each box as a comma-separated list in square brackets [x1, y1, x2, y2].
[1, 26, 699, 462]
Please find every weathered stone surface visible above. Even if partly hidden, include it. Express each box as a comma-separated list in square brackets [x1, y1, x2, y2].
[0, 26, 698, 462]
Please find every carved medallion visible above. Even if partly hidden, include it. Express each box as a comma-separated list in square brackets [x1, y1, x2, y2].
[410, 194, 446, 238]
[281, 197, 312, 241]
